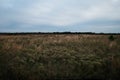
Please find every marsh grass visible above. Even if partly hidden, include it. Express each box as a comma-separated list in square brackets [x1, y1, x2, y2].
[0, 34, 120, 80]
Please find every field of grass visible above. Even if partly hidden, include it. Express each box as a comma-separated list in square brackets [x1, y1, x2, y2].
[0, 34, 120, 80]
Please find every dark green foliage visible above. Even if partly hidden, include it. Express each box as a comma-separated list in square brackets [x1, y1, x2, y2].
[109, 35, 115, 41]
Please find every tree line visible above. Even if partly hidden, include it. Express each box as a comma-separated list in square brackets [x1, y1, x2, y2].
[0, 32, 120, 35]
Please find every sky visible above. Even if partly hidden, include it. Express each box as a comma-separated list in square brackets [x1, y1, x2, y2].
[0, 0, 120, 33]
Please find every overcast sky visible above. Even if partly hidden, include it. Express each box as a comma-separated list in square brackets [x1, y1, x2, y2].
[0, 0, 120, 32]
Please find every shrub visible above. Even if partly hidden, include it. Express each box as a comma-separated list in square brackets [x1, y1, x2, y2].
[109, 35, 115, 41]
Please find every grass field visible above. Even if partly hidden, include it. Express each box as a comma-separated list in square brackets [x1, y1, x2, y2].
[0, 34, 120, 80]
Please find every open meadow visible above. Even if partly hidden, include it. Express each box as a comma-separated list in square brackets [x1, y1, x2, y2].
[0, 34, 120, 80]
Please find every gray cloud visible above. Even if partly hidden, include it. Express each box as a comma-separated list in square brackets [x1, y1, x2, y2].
[0, 0, 120, 32]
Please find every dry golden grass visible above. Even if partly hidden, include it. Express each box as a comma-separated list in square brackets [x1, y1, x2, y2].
[0, 34, 120, 80]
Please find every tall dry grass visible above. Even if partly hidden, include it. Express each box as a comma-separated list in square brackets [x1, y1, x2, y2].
[0, 34, 120, 80]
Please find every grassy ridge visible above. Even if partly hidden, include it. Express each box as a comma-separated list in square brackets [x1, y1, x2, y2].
[0, 34, 120, 80]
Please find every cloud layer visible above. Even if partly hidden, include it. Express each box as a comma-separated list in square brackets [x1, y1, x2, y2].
[0, 0, 120, 32]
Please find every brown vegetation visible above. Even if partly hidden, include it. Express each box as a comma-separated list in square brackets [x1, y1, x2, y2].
[0, 34, 120, 80]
